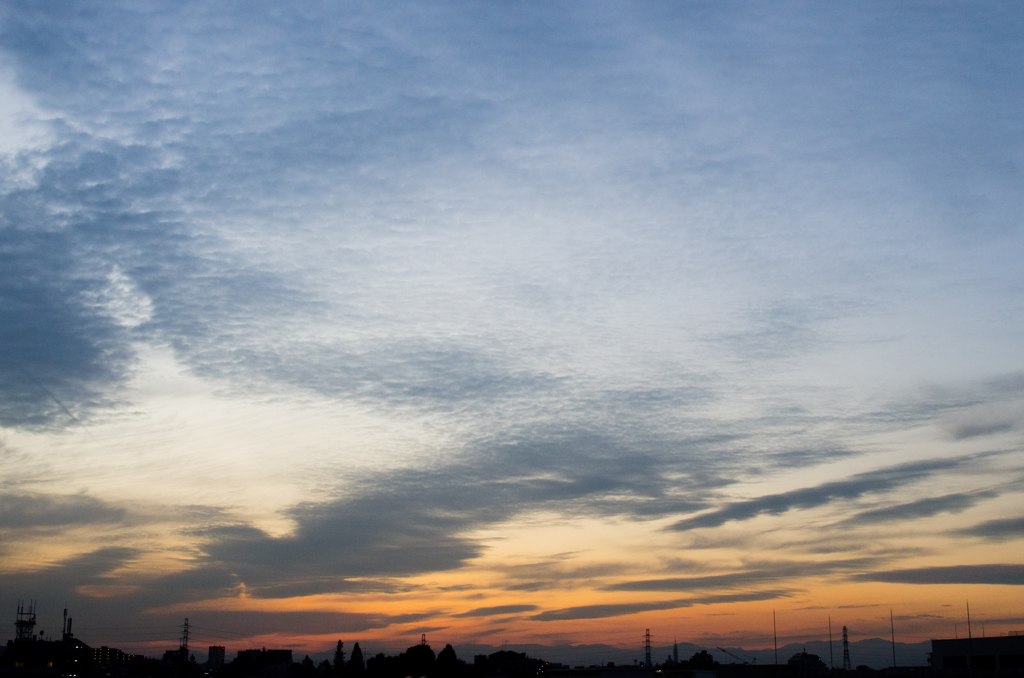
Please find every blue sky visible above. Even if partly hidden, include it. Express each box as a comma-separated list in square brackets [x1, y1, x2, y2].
[1, 1, 1022, 653]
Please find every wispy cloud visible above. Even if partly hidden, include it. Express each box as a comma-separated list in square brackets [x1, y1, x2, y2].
[668, 457, 976, 532]
[949, 517, 1024, 542]
[840, 491, 998, 527]
[851, 565, 1024, 586]
[453, 605, 539, 618]
[604, 558, 882, 592]
[531, 591, 791, 622]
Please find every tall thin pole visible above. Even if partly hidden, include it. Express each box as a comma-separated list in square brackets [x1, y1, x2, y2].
[967, 601, 973, 671]
[774, 610, 778, 665]
[890, 609, 896, 668]
[829, 616, 834, 669]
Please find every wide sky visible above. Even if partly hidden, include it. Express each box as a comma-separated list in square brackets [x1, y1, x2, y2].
[2, 0, 1023, 658]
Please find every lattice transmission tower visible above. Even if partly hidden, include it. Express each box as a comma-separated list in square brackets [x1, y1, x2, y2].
[15, 601, 37, 640]
[180, 618, 190, 654]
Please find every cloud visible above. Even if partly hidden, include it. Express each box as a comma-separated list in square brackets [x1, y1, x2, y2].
[0, 492, 125, 529]
[531, 590, 790, 622]
[944, 399, 1024, 440]
[949, 516, 1024, 542]
[453, 605, 538, 618]
[180, 611, 415, 637]
[668, 457, 975, 531]
[0, 214, 134, 428]
[604, 558, 880, 592]
[187, 433, 702, 598]
[841, 491, 998, 526]
[530, 600, 691, 622]
[851, 565, 1024, 586]
[2, 546, 140, 597]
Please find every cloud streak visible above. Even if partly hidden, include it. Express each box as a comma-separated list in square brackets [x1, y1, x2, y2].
[668, 457, 975, 531]
[531, 591, 791, 622]
[852, 565, 1024, 586]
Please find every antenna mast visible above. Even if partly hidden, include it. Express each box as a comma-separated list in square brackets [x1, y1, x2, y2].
[15, 601, 37, 641]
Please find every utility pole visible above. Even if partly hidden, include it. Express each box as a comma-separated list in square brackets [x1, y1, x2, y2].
[890, 610, 896, 668]
[773, 611, 778, 665]
[967, 601, 973, 672]
[829, 617, 834, 669]
[645, 629, 652, 668]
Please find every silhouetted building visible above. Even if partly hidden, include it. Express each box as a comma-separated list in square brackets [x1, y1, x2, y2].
[1, 637, 92, 678]
[164, 647, 189, 667]
[930, 634, 1024, 672]
[787, 650, 827, 677]
[208, 646, 226, 672]
[94, 645, 136, 668]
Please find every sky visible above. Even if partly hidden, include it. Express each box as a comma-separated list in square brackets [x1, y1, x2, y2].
[1, 0, 1023, 660]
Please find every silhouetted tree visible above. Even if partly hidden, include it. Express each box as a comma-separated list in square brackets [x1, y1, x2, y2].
[403, 643, 434, 677]
[348, 643, 365, 676]
[319, 659, 333, 677]
[437, 645, 458, 669]
[183, 653, 202, 678]
[687, 651, 717, 670]
[298, 655, 317, 678]
[334, 641, 346, 677]
[435, 644, 466, 678]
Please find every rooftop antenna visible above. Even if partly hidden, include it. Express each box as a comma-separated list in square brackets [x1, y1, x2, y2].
[842, 626, 851, 671]
[645, 629, 652, 668]
[773, 611, 778, 665]
[15, 600, 38, 641]
[890, 609, 897, 668]
[829, 616, 834, 669]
